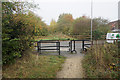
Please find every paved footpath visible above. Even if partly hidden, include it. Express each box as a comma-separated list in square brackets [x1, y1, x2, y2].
[36, 41, 86, 78]
[56, 41, 85, 78]
[56, 52, 85, 78]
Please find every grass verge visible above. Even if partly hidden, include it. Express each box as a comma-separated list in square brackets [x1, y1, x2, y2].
[82, 43, 119, 78]
[3, 49, 66, 78]
[33, 33, 77, 41]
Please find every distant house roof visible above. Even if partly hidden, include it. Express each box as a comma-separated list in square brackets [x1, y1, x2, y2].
[108, 20, 118, 25]
[109, 20, 118, 30]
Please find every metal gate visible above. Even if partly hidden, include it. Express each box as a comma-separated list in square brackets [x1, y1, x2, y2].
[36, 40, 91, 55]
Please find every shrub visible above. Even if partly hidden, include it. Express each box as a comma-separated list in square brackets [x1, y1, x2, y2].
[82, 43, 119, 78]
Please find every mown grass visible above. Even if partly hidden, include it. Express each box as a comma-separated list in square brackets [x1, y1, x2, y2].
[33, 33, 77, 41]
[82, 43, 119, 78]
[3, 48, 66, 78]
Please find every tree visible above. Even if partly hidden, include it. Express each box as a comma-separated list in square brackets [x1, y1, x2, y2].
[49, 19, 57, 33]
[2, 1, 48, 64]
[57, 13, 74, 35]
[93, 17, 110, 30]
[72, 16, 90, 35]
[92, 17, 110, 40]
[2, 2, 36, 64]
[27, 11, 48, 36]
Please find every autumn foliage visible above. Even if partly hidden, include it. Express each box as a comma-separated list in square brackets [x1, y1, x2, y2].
[2, 2, 48, 64]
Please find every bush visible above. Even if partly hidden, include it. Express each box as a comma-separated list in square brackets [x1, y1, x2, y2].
[82, 43, 119, 78]
[2, 2, 49, 64]
[93, 30, 104, 40]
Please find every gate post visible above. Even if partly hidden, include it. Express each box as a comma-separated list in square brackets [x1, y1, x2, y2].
[73, 40, 75, 51]
[82, 40, 84, 51]
[70, 40, 72, 52]
[37, 42, 39, 52]
[58, 42, 60, 55]
[39, 41, 41, 54]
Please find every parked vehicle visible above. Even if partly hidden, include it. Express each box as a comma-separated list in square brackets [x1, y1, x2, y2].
[106, 33, 120, 43]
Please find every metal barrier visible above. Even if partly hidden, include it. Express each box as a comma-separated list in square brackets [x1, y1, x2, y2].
[37, 40, 60, 55]
[36, 40, 92, 54]
[70, 40, 91, 53]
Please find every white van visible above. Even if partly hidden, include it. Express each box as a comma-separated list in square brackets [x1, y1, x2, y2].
[106, 33, 120, 43]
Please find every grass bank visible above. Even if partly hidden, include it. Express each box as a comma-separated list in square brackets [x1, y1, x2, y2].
[3, 48, 65, 78]
[34, 33, 76, 41]
[82, 43, 119, 78]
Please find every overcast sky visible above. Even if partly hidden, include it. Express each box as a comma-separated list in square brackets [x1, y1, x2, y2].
[27, 0, 120, 25]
